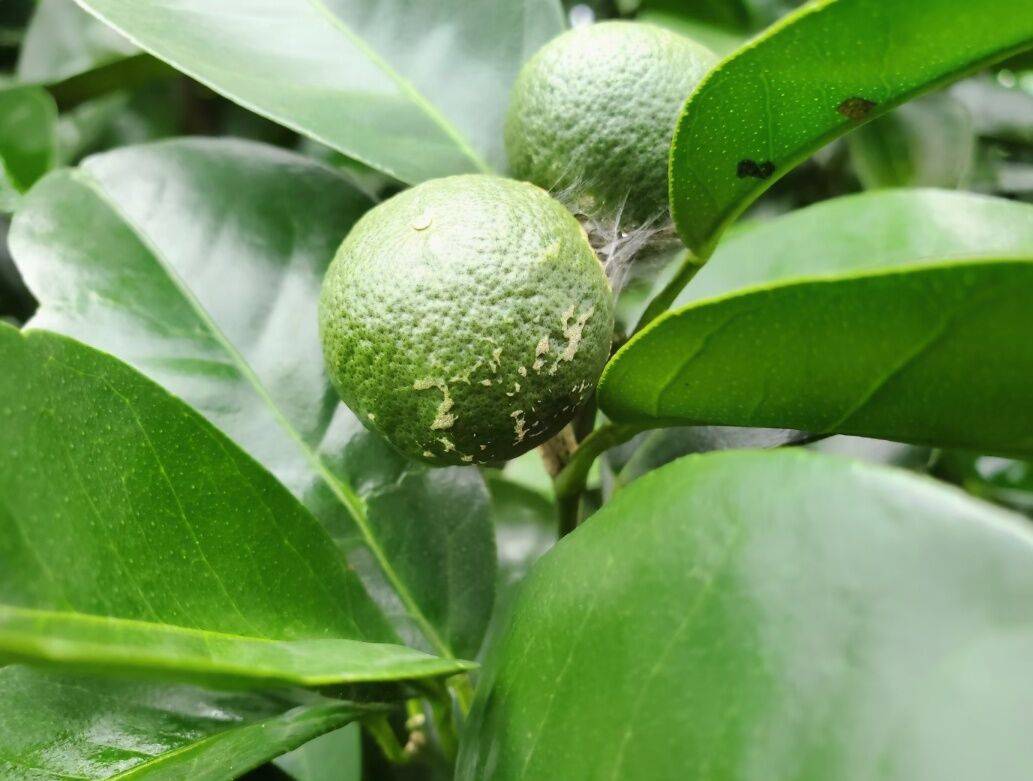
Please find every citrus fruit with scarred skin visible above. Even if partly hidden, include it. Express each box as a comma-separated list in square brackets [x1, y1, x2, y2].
[319, 175, 614, 467]
[505, 21, 717, 228]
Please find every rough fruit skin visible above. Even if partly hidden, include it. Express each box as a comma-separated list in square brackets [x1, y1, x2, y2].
[505, 21, 716, 227]
[319, 175, 614, 467]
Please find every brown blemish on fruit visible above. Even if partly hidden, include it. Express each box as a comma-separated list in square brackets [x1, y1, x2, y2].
[837, 96, 877, 120]
[511, 410, 528, 444]
[737, 159, 776, 180]
[532, 336, 550, 373]
[413, 378, 456, 430]
[550, 305, 595, 373]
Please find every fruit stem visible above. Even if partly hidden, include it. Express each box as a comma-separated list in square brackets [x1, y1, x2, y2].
[538, 425, 579, 477]
[553, 422, 650, 535]
[365, 713, 412, 765]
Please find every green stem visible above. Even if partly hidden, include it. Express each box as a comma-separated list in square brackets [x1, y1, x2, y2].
[450, 673, 475, 716]
[553, 423, 650, 535]
[365, 714, 410, 765]
[428, 693, 459, 762]
[633, 250, 707, 334]
[557, 492, 581, 538]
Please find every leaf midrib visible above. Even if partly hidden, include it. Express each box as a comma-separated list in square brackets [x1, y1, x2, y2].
[72, 0, 493, 180]
[68, 168, 455, 661]
[304, 0, 492, 175]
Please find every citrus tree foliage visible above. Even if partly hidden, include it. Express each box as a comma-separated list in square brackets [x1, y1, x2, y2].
[0, 1, 1031, 779]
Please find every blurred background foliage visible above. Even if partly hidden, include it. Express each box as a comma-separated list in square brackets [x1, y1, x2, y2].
[1, 0, 1030, 534]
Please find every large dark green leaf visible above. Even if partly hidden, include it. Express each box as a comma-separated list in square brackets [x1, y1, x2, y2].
[601, 191, 1033, 456]
[0, 666, 372, 781]
[669, 0, 1033, 256]
[459, 450, 1033, 780]
[73, 0, 565, 183]
[0, 325, 470, 687]
[10, 138, 496, 662]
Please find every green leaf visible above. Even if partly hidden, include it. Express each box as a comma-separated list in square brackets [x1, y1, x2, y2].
[0, 606, 470, 687]
[274, 725, 360, 781]
[15, 0, 167, 108]
[640, 0, 751, 31]
[637, 9, 746, 56]
[0, 86, 57, 207]
[637, 0, 750, 55]
[485, 473, 557, 593]
[72, 0, 565, 183]
[676, 188, 1033, 305]
[458, 449, 1033, 780]
[600, 190, 1033, 456]
[0, 325, 470, 687]
[0, 666, 372, 781]
[669, 0, 1033, 256]
[848, 94, 975, 189]
[9, 138, 496, 662]
[17, 0, 138, 84]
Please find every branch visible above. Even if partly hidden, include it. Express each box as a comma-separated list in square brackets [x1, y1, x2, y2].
[553, 422, 649, 506]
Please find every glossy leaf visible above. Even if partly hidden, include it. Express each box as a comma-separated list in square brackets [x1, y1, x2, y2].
[15, 0, 167, 108]
[0, 325, 471, 687]
[848, 93, 975, 189]
[600, 191, 1033, 456]
[73, 0, 565, 183]
[486, 473, 557, 593]
[0, 86, 56, 210]
[274, 725, 360, 781]
[17, 0, 138, 84]
[10, 138, 496, 661]
[0, 606, 470, 688]
[0, 666, 372, 781]
[669, 0, 1033, 256]
[675, 189, 1033, 306]
[604, 260, 1033, 455]
[459, 450, 1033, 780]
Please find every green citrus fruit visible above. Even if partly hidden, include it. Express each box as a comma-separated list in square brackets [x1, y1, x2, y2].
[505, 21, 716, 228]
[319, 175, 614, 467]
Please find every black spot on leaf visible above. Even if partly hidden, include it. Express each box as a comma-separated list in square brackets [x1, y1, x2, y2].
[737, 159, 776, 180]
[837, 97, 877, 120]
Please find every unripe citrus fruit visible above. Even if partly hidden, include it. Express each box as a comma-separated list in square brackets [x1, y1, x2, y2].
[505, 21, 716, 228]
[319, 175, 614, 467]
